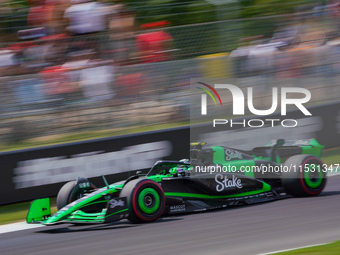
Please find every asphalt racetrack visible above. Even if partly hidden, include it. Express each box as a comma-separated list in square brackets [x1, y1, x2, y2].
[2, 175, 340, 255]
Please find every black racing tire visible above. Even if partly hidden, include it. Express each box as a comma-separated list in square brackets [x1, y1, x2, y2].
[120, 178, 165, 223]
[56, 181, 76, 210]
[281, 154, 327, 197]
[56, 180, 96, 210]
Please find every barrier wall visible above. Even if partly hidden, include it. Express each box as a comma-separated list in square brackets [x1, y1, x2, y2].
[1, 101, 340, 205]
[0, 126, 190, 205]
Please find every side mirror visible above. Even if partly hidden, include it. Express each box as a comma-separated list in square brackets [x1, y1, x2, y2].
[276, 139, 285, 147]
[136, 171, 142, 175]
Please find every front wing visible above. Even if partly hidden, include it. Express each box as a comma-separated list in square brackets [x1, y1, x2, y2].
[27, 197, 129, 225]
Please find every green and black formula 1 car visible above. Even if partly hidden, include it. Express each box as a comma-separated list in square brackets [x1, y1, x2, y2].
[27, 138, 327, 225]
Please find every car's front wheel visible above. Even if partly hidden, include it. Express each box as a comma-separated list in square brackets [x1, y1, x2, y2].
[120, 178, 165, 223]
[56, 178, 96, 210]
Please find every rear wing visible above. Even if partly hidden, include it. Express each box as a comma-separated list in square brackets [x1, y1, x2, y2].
[264, 138, 324, 158]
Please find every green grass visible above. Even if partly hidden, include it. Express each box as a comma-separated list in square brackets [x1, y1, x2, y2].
[0, 146, 339, 225]
[0, 122, 189, 152]
[322, 147, 340, 165]
[273, 241, 340, 254]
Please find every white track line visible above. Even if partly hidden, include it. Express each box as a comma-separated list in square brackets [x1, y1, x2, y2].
[327, 171, 340, 176]
[257, 242, 330, 255]
[0, 222, 43, 234]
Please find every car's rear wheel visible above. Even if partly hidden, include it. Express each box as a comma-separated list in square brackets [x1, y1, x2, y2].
[120, 179, 165, 223]
[281, 154, 326, 197]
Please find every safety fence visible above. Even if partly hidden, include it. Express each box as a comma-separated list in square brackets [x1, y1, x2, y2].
[1, 11, 340, 144]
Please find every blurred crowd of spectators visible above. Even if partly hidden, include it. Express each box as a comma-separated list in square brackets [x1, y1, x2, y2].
[1, 0, 340, 115]
[1, 1, 340, 142]
[0, 0, 177, 111]
[230, 5, 340, 81]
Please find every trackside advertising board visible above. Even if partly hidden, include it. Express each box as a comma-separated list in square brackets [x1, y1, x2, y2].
[0, 127, 189, 205]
